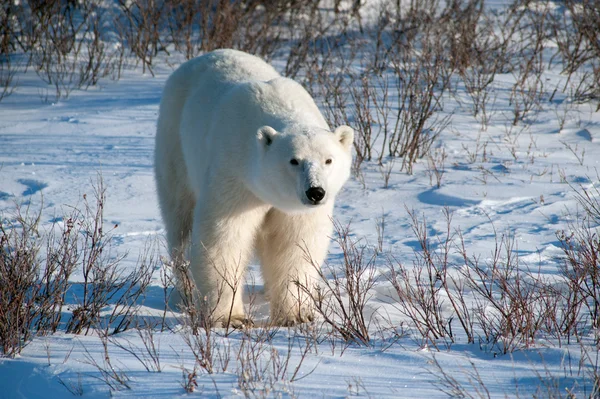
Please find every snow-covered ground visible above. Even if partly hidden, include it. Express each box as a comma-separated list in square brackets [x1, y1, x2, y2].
[1, 1, 600, 397]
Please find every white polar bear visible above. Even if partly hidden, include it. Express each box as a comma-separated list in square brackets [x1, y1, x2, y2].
[154, 49, 353, 327]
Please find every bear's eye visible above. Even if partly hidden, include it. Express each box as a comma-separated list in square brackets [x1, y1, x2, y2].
[325, 158, 332, 165]
[290, 159, 299, 166]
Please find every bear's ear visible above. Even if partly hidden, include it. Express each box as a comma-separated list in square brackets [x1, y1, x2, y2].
[257, 126, 277, 148]
[334, 125, 354, 153]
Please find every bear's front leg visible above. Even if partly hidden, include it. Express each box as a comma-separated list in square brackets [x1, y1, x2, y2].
[257, 207, 333, 326]
[187, 198, 267, 328]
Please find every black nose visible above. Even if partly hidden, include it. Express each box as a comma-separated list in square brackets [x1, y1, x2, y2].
[306, 187, 325, 203]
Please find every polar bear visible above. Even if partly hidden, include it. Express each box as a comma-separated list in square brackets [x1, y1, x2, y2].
[154, 49, 354, 327]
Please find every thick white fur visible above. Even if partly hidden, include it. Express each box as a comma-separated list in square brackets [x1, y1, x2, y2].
[155, 49, 354, 326]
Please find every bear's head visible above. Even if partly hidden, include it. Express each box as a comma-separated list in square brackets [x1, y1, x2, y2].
[253, 124, 354, 213]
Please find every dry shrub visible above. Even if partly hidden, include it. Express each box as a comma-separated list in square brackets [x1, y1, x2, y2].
[235, 325, 314, 397]
[0, 204, 46, 356]
[82, 330, 132, 392]
[2, 0, 125, 101]
[30, 2, 106, 99]
[163, 254, 316, 394]
[0, 176, 155, 357]
[0, 202, 94, 356]
[388, 208, 474, 349]
[430, 343, 600, 398]
[387, 198, 600, 354]
[116, 0, 166, 75]
[303, 0, 454, 173]
[557, 215, 600, 343]
[457, 230, 555, 354]
[0, 57, 17, 101]
[0, 3, 18, 102]
[111, 322, 163, 373]
[550, 0, 600, 109]
[167, 254, 230, 375]
[298, 221, 378, 347]
[117, 0, 334, 69]
[2, 0, 351, 101]
[65, 179, 154, 336]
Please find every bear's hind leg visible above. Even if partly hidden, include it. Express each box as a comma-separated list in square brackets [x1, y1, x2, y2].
[162, 186, 195, 310]
[167, 187, 195, 257]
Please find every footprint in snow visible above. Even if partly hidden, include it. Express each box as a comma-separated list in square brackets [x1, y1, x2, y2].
[417, 188, 480, 208]
[576, 128, 592, 142]
[0, 192, 13, 201]
[17, 179, 48, 197]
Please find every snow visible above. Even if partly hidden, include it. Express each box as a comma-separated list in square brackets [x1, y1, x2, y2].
[1, 2, 600, 397]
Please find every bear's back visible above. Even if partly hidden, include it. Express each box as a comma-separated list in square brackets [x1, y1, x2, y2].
[178, 49, 281, 88]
